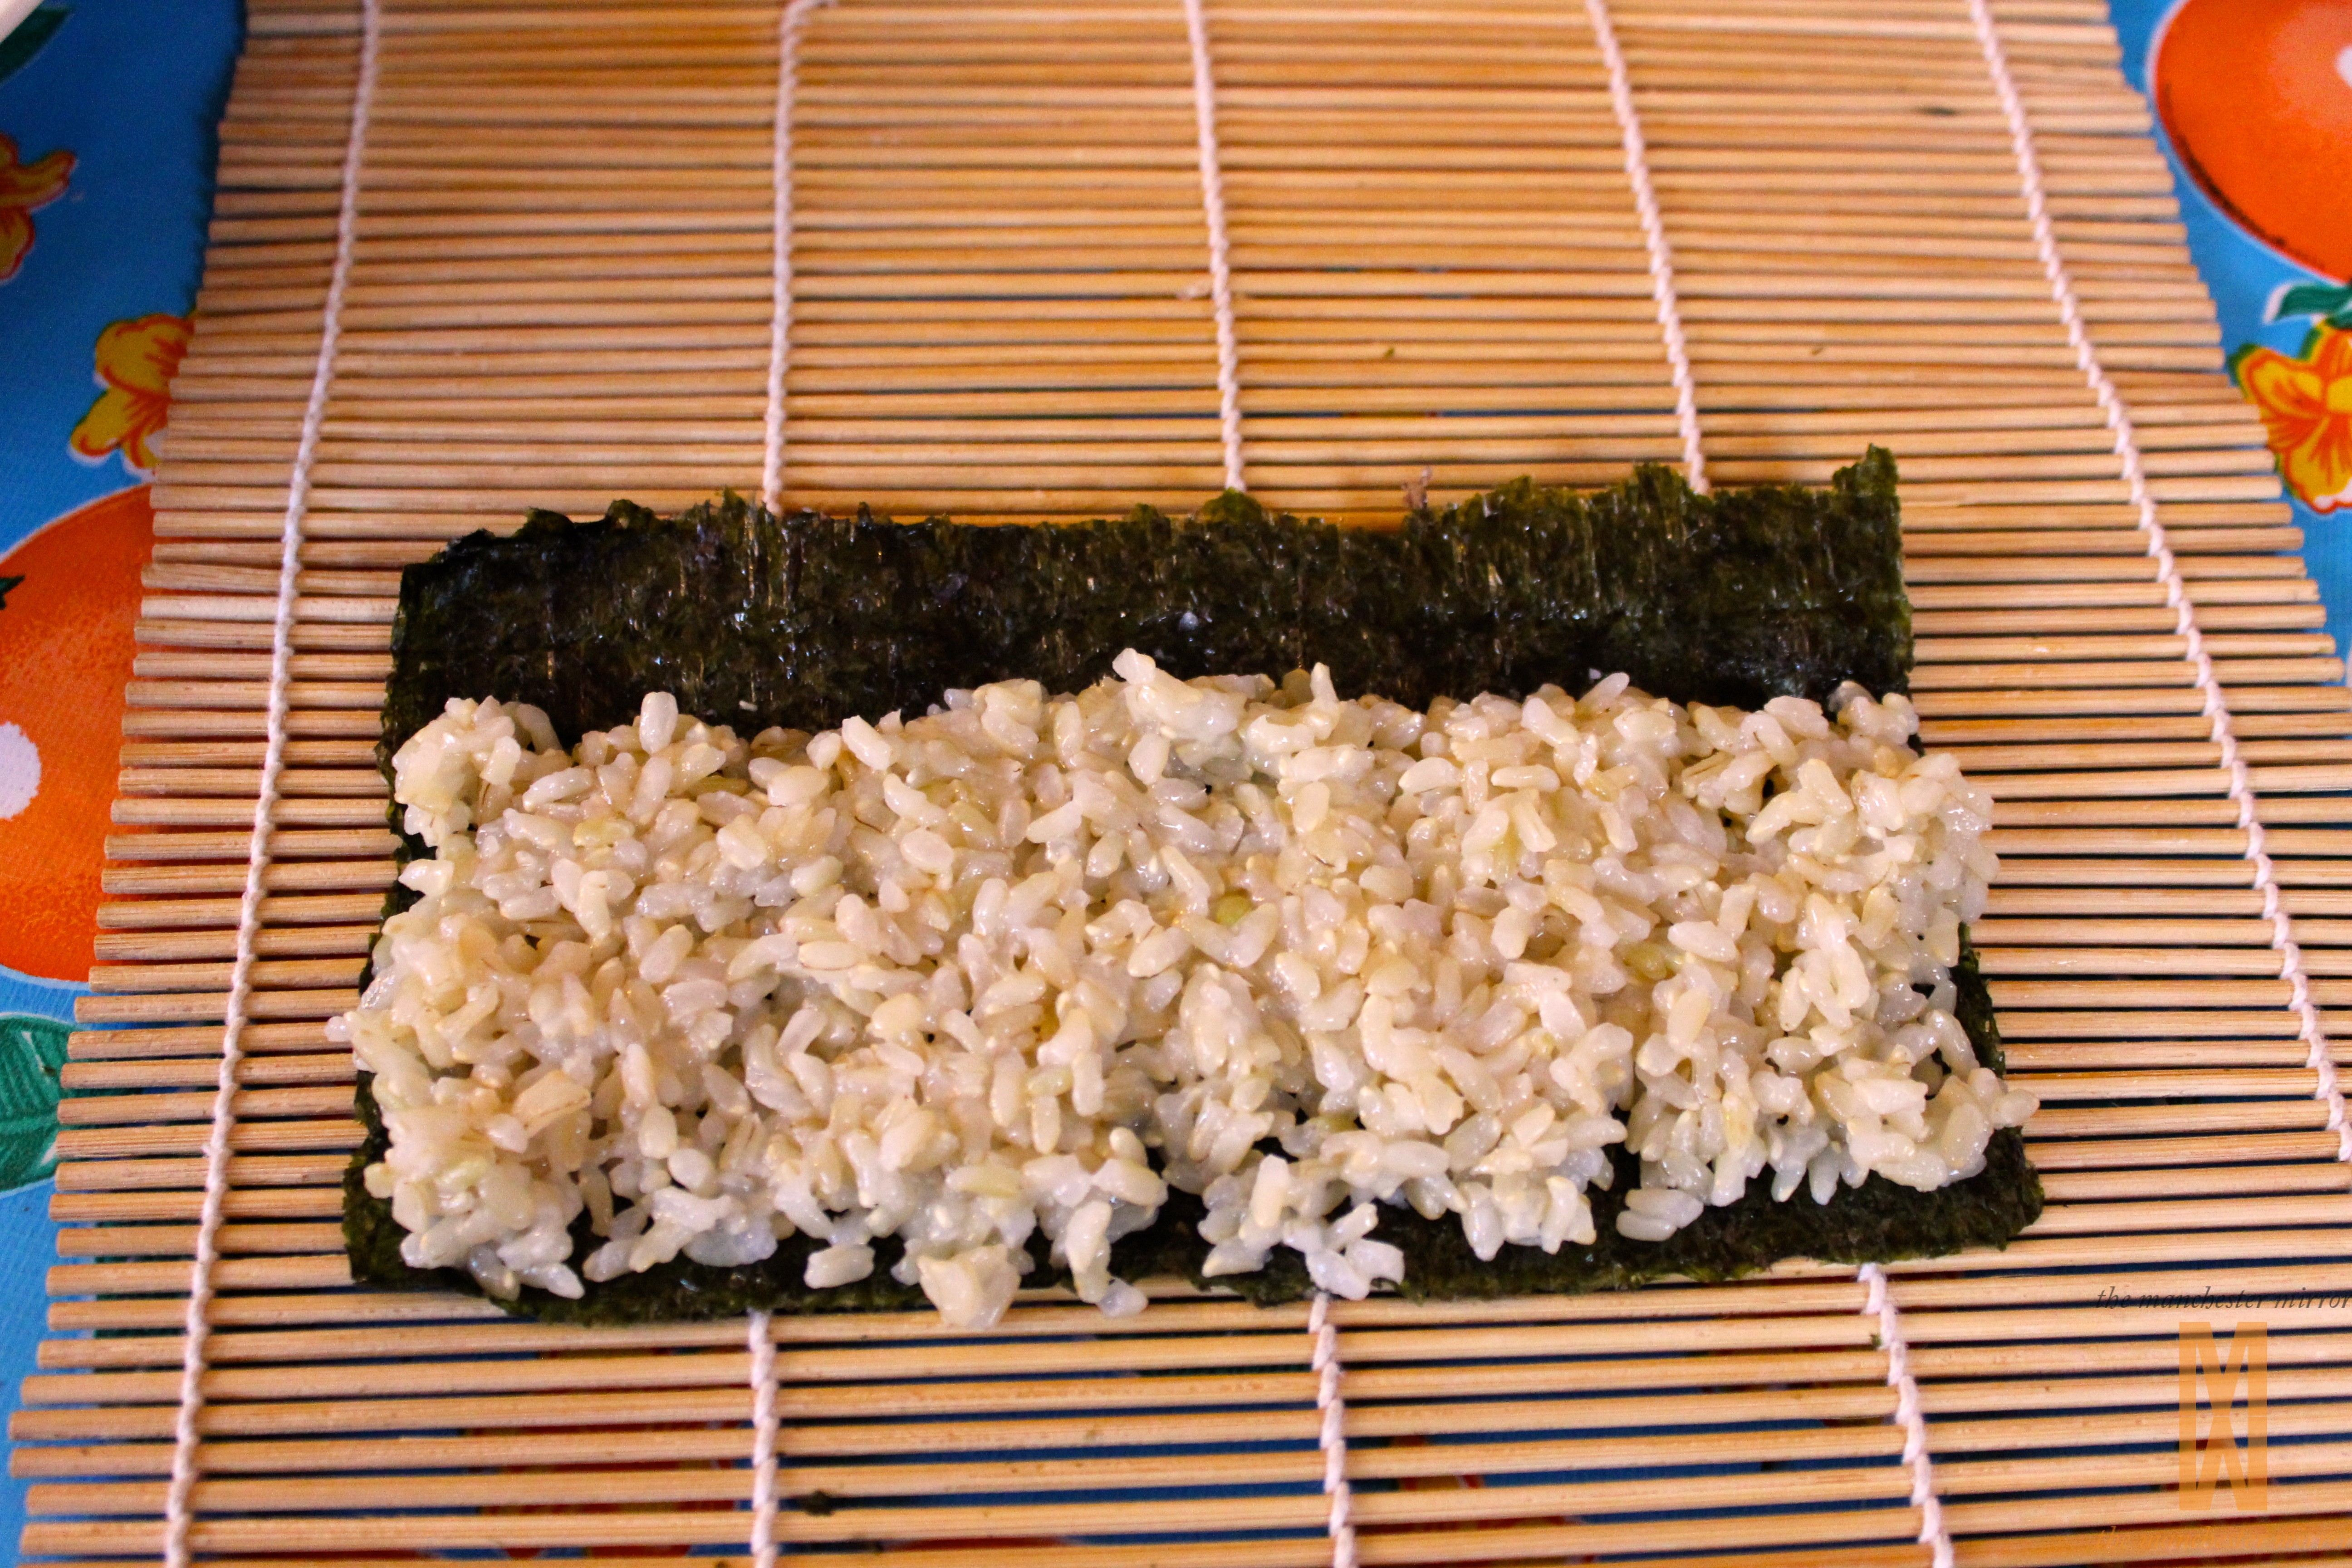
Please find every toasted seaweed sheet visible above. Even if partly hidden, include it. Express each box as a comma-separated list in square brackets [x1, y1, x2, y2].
[377, 450, 1910, 766]
[349, 451, 2039, 1323]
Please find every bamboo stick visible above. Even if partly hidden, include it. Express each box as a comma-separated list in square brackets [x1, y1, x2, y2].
[10, 1498, 1906, 1561]
[60, 1052, 353, 1092]
[64, 1022, 327, 1060]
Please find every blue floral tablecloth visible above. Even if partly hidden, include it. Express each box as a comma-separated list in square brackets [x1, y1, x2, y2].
[0, 0, 240, 1547]
[0, 0, 2342, 1548]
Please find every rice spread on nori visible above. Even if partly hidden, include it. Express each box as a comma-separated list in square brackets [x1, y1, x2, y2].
[347, 451, 2040, 1322]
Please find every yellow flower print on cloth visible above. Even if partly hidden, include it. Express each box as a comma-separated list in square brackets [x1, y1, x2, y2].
[0, 132, 73, 282]
[2237, 324, 2352, 514]
[69, 313, 191, 475]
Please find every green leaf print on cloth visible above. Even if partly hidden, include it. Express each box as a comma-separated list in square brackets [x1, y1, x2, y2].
[0, 1014, 67, 1191]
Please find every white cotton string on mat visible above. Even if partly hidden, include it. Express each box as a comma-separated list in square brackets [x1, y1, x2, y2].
[1181, 0, 1246, 493]
[763, 0, 833, 512]
[747, 5, 826, 1555]
[1859, 1264, 1954, 1568]
[746, 1310, 780, 1568]
[1965, 0, 2349, 1163]
[1592, 5, 1943, 1556]
[1583, 0, 1706, 494]
[160, 1, 382, 1564]
[1307, 1293, 1359, 1568]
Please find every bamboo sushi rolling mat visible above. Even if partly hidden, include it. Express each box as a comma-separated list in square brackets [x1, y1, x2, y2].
[16, 0, 2352, 1562]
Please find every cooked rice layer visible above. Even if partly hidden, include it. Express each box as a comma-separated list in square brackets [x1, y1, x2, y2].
[339, 656, 2031, 1328]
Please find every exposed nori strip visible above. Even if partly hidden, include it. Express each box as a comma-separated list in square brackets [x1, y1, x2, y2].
[377, 450, 1911, 764]
[350, 449, 2036, 1323]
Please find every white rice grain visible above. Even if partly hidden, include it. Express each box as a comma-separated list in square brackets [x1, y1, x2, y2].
[337, 655, 2029, 1328]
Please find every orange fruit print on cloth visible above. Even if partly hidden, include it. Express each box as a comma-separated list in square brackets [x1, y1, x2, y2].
[0, 485, 153, 982]
[2156, 0, 2352, 283]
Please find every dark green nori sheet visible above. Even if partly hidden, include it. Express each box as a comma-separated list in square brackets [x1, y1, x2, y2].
[349, 449, 2038, 1323]
[377, 449, 1910, 765]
